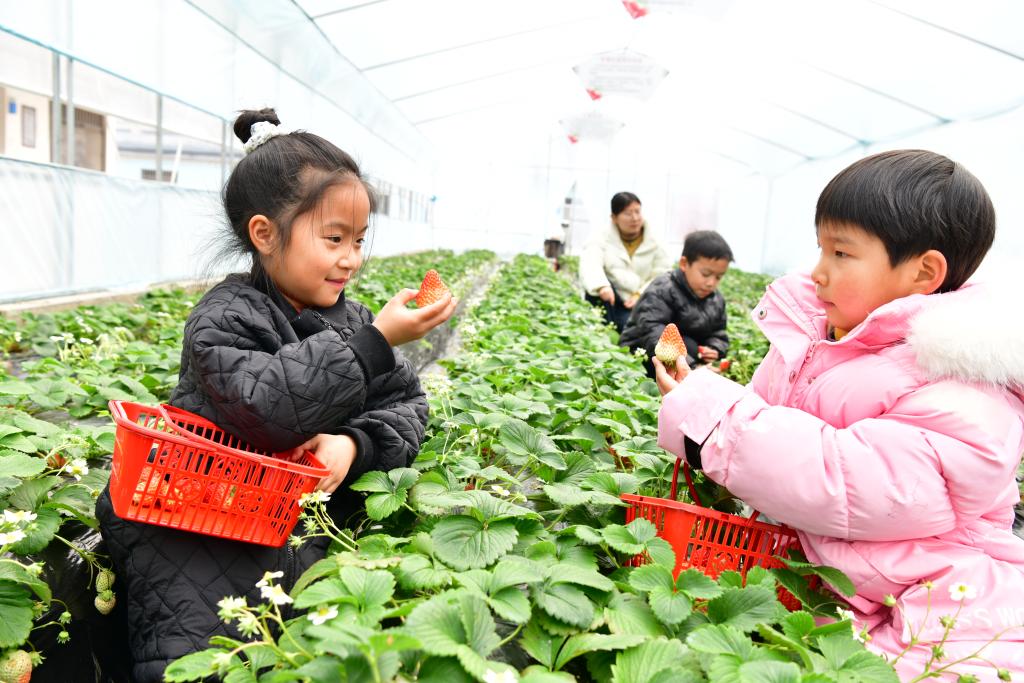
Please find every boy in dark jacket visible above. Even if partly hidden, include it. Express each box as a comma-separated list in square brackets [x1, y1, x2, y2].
[619, 230, 732, 376]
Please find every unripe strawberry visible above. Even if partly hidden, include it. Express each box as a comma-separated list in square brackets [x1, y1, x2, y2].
[415, 270, 450, 308]
[96, 569, 115, 592]
[95, 590, 116, 615]
[0, 649, 32, 683]
[654, 324, 685, 367]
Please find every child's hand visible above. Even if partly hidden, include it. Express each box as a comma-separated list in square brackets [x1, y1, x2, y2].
[698, 346, 719, 362]
[624, 293, 640, 309]
[373, 289, 457, 346]
[653, 357, 689, 396]
[295, 433, 358, 493]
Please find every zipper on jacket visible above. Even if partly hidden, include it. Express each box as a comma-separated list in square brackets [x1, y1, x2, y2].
[281, 541, 297, 621]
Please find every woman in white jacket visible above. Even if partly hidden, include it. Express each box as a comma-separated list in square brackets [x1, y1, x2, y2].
[580, 192, 674, 331]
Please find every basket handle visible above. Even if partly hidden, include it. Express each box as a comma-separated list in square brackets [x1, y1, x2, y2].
[670, 457, 762, 523]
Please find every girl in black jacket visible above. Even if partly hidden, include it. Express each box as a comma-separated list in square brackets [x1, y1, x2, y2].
[96, 108, 454, 682]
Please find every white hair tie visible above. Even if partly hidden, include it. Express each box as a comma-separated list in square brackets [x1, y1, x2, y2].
[243, 121, 289, 154]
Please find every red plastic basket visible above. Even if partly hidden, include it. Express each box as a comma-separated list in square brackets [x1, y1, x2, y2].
[622, 457, 805, 610]
[108, 400, 328, 547]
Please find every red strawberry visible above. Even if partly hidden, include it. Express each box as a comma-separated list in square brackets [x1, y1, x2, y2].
[586, 88, 602, 101]
[415, 270, 450, 308]
[0, 650, 32, 683]
[719, 359, 731, 371]
[655, 324, 686, 367]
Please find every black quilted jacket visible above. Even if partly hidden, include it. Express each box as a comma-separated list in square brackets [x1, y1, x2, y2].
[618, 269, 729, 371]
[96, 272, 427, 682]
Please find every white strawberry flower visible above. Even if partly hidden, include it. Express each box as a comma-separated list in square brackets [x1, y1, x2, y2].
[306, 604, 339, 625]
[948, 582, 977, 602]
[255, 570, 284, 588]
[490, 484, 511, 497]
[217, 596, 248, 622]
[3, 509, 37, 525]
[0, 529, 27, 545]
[66, 458, 89, 480]
[260, 583, 293, 606]
[298, 490, 330, 507]
[483, 669, 517, 683]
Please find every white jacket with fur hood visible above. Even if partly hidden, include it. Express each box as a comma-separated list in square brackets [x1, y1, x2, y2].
[579, 222, 674, 298]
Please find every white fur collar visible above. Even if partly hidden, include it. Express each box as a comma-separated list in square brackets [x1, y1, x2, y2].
[907, 287, 1024, 388]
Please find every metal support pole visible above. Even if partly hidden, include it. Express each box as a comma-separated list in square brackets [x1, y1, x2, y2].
[155, 94, 163, 181]
[50, 52, 62, 164]
[220, 119, 228, 187]
[66, 57, 75, 166]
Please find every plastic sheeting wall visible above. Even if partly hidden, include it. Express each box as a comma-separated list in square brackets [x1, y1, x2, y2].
[717, 105, 1024, 281]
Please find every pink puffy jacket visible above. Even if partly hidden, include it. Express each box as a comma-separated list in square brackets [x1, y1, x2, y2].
[658, 273, 1024, 681]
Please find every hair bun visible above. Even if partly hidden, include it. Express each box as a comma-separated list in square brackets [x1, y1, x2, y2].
[234, 108, 281, 144]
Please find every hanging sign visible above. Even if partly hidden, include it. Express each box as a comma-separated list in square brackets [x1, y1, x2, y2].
[560, 111, 625, 143]
[573, 50, 668, 101]
[622, 0, 734, 18]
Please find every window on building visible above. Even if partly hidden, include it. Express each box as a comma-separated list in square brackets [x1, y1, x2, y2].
[22, 105, 36, 148]
[141, 169, 173, 182]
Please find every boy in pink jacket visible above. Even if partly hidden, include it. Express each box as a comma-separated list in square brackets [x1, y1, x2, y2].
[655, 150, 1024, 681]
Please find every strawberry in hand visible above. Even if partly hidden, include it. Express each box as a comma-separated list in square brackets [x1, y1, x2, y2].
[415, 270, 450, 308]
[655, 324, 686, 368]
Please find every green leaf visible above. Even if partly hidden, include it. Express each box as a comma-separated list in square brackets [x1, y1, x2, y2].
[543, 483, 592, 507]
[706, 586, 784, 633]
[397, 553, 453, 591]
[817, 633, 867, 669]
[629, 564, 674, 593]
[605, 592, 666, 637]
[686, 624, 753, 658]
[417, 657, 474, 683]
[549, 564, 614, 592]
[520, 667, 578, 683]
[492, 556, 544, 589]
[533, 581, 594, 628]
[293, 578, 349, 610]
[0, 580, 34, 648]
[611, 637, 688, 683]
[779, 557, 856, 598]
[519, 618, 560, 669]
[0, 560, 51, 602]
[601, 525, 645, 555]
[7, 475, 60, 510]
[0, 433, 37, 453]
[782, 611, 816, 641]
[432, 516, 518, 570]
[832, 652, 899, 682]
[489, 586, 532, 624]
[291, 556, 344, 597]
[648, 586, 692, 626]
[163, 650, 231, 682]
[499, 419, 566, 469]
[224, 667, 257, 683]
[339, 566, 395, 608]
[708, 657, 803, 683]
[0, 381, 35, 396]
[406, 594, 467, 657]
[645, 538, 676, 568]
[571, 524, 604, 545]
[678, 569, 724, 600]
[554, 633, 647, 671]
[0, 452, 46, 478]
[10, 507, 62, 554]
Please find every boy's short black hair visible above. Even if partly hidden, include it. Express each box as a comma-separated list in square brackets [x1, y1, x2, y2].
[682, 230, 734, 263]
[815, 149, 995, 293]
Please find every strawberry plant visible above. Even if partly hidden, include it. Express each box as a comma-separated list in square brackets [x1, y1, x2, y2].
[164, 256, 898, 682]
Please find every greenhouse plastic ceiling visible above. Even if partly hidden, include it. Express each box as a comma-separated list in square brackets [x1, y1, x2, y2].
[287, 0, 1024, 176]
